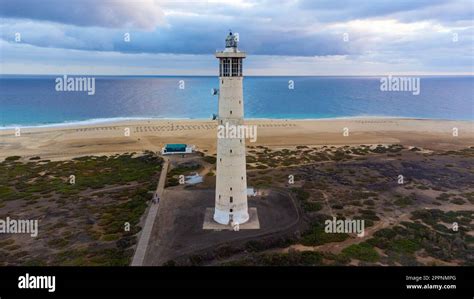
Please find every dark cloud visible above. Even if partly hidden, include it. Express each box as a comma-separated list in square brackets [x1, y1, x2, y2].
[0, 0, 164, 29]
[112, 17, 351, 56]
[0, 0, 472, 66]
[0, 14, 352, 57]
[297, 0, 474, 27]
[298, 0, 448, 21]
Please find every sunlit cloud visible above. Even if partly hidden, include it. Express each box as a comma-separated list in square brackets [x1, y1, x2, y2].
[0, 0, 472, 75]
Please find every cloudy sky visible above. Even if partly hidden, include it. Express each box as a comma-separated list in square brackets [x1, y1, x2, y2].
[0, 0, 473, 75]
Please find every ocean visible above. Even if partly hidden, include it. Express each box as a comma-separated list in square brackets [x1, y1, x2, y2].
[0, 75, 473, 128]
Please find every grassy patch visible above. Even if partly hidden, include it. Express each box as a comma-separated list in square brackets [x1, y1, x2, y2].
[341, 242, 380, 263]
[301, 216, 349, 246]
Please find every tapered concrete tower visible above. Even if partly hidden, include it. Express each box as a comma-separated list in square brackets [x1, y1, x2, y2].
[214, 32, 249, 225]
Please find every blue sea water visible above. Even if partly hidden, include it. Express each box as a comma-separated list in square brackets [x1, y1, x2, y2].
[0, 75, 473, 128]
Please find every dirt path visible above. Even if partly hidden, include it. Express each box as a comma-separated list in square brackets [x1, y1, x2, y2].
[83, 183, 140, 196]
[272, 213, 411, 254]
[271, 199, 474, 256]
[131, 157, 169, 266]
[322, 191, 334, 216]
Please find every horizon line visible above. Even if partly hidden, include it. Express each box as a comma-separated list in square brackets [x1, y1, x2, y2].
[2, 73, 474, 77]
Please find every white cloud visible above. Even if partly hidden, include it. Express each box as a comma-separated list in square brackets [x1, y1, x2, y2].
[0, 0, 472, 75]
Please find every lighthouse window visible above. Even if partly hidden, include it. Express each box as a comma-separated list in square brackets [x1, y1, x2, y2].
[219, 195, 221, 199]
[232, 58, 239, 76]
[230, 110, 232, 115]
[220, 158, 222, 162]
[241, 176, 243, 180]
[230, 149, 232, 153]
[222, 59, 230, 77]
[230, 209, 233, 212]
[230, 197, 233, 203]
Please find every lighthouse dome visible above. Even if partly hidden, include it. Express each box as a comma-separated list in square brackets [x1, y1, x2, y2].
[225, 31, 238, 48]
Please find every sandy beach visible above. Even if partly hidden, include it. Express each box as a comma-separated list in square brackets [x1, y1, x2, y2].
[0, 118, 472, 160]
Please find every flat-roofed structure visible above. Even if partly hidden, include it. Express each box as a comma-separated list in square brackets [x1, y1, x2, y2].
[161, 144, 194, 155]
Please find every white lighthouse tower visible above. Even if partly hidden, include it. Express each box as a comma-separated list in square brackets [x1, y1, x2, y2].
[213, 32, 249, 225]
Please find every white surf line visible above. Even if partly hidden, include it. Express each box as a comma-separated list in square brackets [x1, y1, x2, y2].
[131, 157, 169, 266]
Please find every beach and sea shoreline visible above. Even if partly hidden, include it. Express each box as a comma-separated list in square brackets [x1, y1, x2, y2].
[1, 76, 473, 128]
[1, 75, 472, 159]
[1, 117, 472, 160]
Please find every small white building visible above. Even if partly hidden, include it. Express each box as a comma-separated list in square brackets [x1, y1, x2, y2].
[185, 173, 203, 185]
[161, 144, 194, 155]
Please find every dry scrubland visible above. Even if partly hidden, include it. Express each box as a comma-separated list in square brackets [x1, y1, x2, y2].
[0, 152, 162, 265]
[0, 118, 473, 266]
[220, 145, 474, 266]
[158, 145, 473, 266]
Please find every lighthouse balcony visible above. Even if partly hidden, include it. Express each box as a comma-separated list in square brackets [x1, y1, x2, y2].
[215, 51, 246, 58]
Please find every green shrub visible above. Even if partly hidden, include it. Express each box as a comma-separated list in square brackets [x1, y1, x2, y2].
[5, 156, 21, 161]
[301, 221, 349, 246]
[342, 242, 380, 262]
[303, 202, 322, 212]
[389, 239, 421, 254]
[203, 156, 216, 164]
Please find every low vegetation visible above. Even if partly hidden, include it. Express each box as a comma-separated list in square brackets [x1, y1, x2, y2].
[0, 152, 162, 266]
